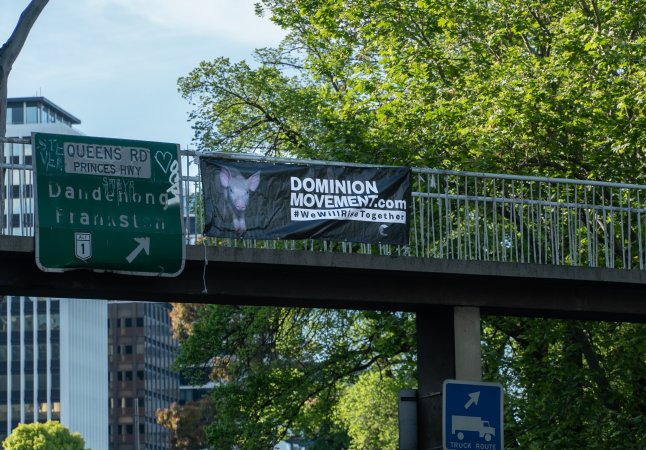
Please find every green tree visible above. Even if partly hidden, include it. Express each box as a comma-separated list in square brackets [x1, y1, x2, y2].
[156, 399, 214, 450]
[483, 318, 646, 449]
[182, 0, 645, 180]
[335, 365, 414, 449]
[166, 306, 415, 449]
[171, 1, 646, 448]
[2, 421, 87, 450]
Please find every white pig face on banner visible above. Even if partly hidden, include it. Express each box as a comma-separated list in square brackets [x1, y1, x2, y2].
[219, 166, 261, 234]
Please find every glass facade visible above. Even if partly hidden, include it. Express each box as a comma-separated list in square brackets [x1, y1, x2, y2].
[0, 297, 60, 439]
[5, 99, 75, 127]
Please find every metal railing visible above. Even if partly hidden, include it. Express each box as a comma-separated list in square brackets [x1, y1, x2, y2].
[4, 138, 646, 270]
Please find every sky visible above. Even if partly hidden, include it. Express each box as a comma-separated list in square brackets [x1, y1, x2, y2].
[0, 0, 286, 148]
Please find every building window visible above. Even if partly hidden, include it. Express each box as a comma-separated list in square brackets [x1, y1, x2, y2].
[11, 104, 24, 124]
[26, 102, 39, 124]
[117, 344, 134, 354]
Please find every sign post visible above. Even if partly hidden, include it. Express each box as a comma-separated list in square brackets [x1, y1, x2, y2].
[33, 132, 185, 277]
[443, 379, 504, 450]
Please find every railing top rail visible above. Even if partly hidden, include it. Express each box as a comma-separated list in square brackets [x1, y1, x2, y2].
[413, 167, 646, 191]
[193, 150, 406, 170]
[190, 150, 646, 191]
[3, 140, 645, 191]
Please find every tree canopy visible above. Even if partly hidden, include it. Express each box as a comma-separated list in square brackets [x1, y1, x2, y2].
[169, 1, 646, 449]
[181, 0, 645, 180]
[2, 421, 87, 450]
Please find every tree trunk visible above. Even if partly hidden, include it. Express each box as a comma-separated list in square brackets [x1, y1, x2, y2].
[0, 0, 49, 231]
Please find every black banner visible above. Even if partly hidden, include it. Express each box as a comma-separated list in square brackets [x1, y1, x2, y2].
[200, 156, 411, 245]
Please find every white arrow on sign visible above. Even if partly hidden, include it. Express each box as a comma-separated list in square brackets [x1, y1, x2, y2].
[464, 391, 480, 409]
[126, 237, 150, 263]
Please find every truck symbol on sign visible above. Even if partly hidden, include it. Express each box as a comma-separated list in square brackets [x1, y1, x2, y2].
[451, 415, 496, 442]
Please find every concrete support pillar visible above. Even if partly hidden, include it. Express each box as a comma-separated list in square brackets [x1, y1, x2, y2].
[416, 306, 482, 449]
[453, 306, 482, 381]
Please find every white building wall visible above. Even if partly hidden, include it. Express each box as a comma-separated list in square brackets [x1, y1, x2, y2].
[59, 298, 109, 450]
[6, 122, 84, 138]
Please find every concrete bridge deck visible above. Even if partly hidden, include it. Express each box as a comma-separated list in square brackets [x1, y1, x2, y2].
[2, 235, 644, 322]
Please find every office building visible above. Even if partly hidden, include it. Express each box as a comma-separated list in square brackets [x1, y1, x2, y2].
[108, 301, 179, 450]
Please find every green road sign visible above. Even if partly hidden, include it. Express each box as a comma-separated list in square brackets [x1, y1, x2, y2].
[33, 132, 185, 277]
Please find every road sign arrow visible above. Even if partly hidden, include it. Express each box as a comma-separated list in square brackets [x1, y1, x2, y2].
[126, 237, 150, 263]
[464, 391, 480, 409]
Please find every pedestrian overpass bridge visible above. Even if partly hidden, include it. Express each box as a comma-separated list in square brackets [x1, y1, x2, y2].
[1, 145, 645, 322]
[3, 142, 645, 448]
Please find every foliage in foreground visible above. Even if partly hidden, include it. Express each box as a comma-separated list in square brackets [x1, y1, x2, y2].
[2, 421, 87, 450]
[164, 305, 645, 449]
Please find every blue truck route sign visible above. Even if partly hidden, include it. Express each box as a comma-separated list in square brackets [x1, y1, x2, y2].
[443, 379, 504, 450]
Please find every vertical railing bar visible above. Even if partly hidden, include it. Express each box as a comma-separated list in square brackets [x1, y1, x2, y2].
[619, 188, 625, 268]
[536, 182, 542, 263]
[610, 187, 616, 268]
[570, 185, 576, 265]
[438, 174, 444, 259]
[638, 190, 644, 270]
[548, 181, 554, 264]
[568, 184, 573, 265]
[556, 183, 562, 265]
[604, 188, 609, 267]
[593, 186, 599, 267]
[510, 180, 522, 262]
[418, 173, 425, 257]
[430, 174, 437, 258]
[426, 173, 431, 257]
[465, 175, 472, 260]
[577, 185, 583, 265]
[522, 181, 529, 263]
[567, 184, 573, 265]
[482, 178, 489, 261]
[456, 177, 462, 260]
[530, 182, 536, 263]
[491, 178, 500, 261]
[627, 189, 632, 269]
[445, 175, 452, 259]
[475, 176, 481, 260]
[502, 180, 508, 262]
[412, 174, 420, 257]
[584, 186, 591, 267]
